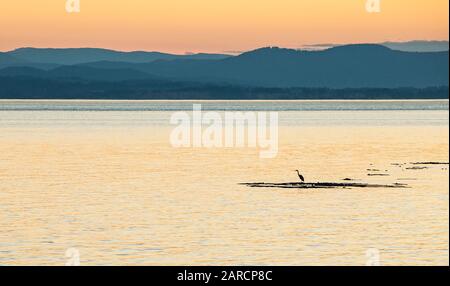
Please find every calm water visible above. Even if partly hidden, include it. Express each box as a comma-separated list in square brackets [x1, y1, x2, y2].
[0, 100, 448, 265]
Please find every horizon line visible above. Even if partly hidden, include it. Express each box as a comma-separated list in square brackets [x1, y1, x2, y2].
[2, 39, 449, 55]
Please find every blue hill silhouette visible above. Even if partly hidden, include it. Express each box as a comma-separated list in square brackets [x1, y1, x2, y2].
[1, 44, 448, 90]
[381, 40, 449, 52]
[127, 44, 448, 88]
[7, 48, 231, 65]
[0, 52, 27, 68]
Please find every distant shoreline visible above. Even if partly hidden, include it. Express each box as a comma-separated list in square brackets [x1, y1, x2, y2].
[1, 99, 448, 102]
[0, 77, 448, 100]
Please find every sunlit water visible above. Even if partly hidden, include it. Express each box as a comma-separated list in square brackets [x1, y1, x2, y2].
[0, 100, 448, 266]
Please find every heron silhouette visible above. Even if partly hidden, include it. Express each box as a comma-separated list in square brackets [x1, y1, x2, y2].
[295, 170, 305, 182]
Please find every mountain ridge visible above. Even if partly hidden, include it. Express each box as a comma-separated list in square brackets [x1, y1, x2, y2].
[1, 44, 448, 88]
[6, 47, 232, 65]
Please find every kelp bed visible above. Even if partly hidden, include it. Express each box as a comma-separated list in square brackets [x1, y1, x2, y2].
[240, 162, 449, 190]
[240, 181, 409, 189]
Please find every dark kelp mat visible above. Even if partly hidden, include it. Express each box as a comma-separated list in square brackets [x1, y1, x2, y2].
[240, 182, 409, 189]
[410, 162, 449, 165]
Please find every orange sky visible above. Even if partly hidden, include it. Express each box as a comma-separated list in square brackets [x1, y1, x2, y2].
[0, 0, 448, 53]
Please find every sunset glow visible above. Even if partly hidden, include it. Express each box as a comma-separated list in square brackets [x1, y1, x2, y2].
[0, 0, 448, 53]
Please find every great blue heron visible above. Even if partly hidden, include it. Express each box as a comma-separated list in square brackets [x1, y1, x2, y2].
[295, 170, 305, 182]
